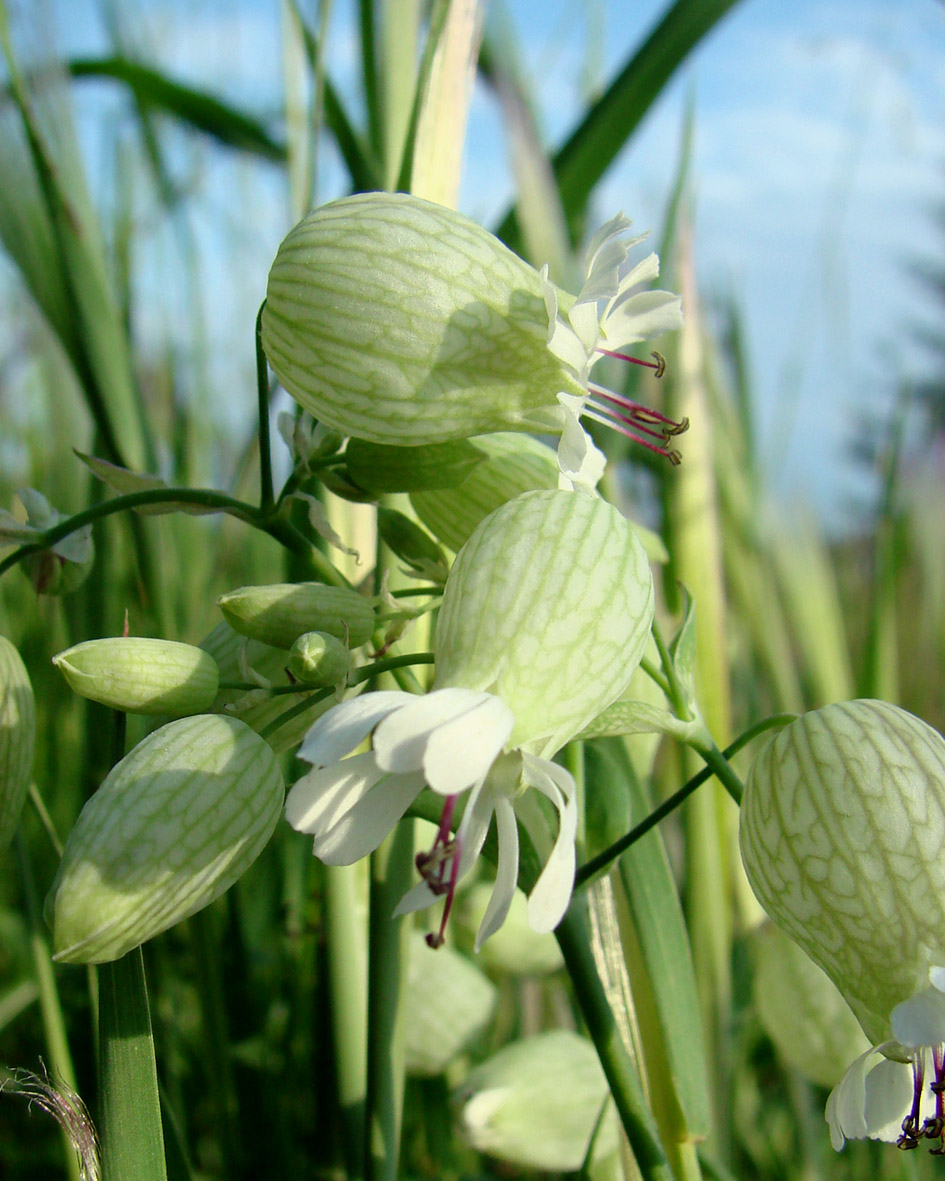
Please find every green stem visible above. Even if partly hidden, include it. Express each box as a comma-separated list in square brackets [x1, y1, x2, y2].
[15, 832, 84, 1181]
[255, 303, 275, 513]
[555, 900, 673, 1181]
[0, 486, 349, 586]
[575, 714, 793, 887]
[97, 949, 168, 1181]
[326, 863, 368, 1181]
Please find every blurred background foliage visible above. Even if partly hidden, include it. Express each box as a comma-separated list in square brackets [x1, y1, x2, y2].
[1, 0, 944, 1178]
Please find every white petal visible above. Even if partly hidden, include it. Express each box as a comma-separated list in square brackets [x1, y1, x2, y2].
[311, 771, 426, 864]
[555, 402, 606, 493]
[373, 688, 496, 776]
[285, 751, 383, 833]
[601, 290, 683, 349]
[297, 691, 412, 765]
[423, 694, 513, 794]
[521, 755, 577, 932]
[611, 250, 660, 297]
[547, 315, 590, 375]
[474, 796, 520, 950]
[825, 1043, 912, 1150]
[929, 964, 945, 993]
[583, 214, 632, 281]
[392, 878, 440, 917]
[863, 1058, 915, 1141]
[892, 984, 945, 1047]
[456, 780, 496, 879]
[568, 299, 602, 352]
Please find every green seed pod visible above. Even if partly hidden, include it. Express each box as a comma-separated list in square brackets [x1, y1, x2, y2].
[52, 638, 219, 716]
[218, 582, 374, 650]
[46, 714, 284, 963]
[740, 700, 945, 1045]
[411, 432, 557, 552]
[0, 636, 36, 847]
[287, 631, 352, 687]
[434, 490, 654, 756]
[261, 193, 581, 445]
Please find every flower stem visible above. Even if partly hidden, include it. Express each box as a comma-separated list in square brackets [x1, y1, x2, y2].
[575, 714, 793, 888]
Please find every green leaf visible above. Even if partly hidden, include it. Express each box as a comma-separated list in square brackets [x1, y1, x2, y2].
[587, 739, 710, 1141]
[494, 0, 744, 244]
[68, 55, 285, 160]
[98, 949, 168, 1181]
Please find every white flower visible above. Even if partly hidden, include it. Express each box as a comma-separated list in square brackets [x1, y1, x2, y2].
[286, 488, 655, 948]
[286, 688, 577, 949]
[740, 700, 945, 1156]
[540, 214, 685, 491]
[826, 970, 945, 1151]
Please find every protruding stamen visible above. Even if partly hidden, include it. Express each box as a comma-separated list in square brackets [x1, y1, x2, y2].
[899, 1057, 926, 1150]
[597, 348, 666, 379]
[415, 795, 462, 949]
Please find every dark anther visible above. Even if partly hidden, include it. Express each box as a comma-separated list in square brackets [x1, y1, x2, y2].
[651, 351, 666, 378]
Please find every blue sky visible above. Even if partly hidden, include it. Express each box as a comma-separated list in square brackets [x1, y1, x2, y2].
[36, 0, 945, 526]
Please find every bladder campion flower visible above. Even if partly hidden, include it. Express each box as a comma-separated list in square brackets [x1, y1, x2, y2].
[739, 700, 945, 1154]
[261, 193, 683, 490]
[285, 489, 654, 948]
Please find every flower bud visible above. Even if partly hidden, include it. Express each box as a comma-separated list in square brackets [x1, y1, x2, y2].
[434, 489, 654, 755]
[287, 631, 352, 687]
[739, 700, 945, 1045]
[456, 1031, 618, 1172]
[53, 638, 219, 715]
[218, 582, 374, 650]
[410, 432, 557, 552]
[46, 714, 284, 963]
[0, 636, 35, 847]
[261, 193, 581, 445]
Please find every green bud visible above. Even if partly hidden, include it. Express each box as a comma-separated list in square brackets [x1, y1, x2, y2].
[261, 193, 580, 445]
[405, 933, 497, 1077]
[752, 923, 869, 1089]
[46, 714, 284, 963]
[434, 490, 654, 755]
[344, 437, 486, 494]
[740, 700, 945, 1044]
[287, 631, 352, 687]
[218, 582, 374, 650]
[0, 636, 35, 847]
[376, 507, 448, 581]
[411, 432, 558, 552]
[456, 1031, 618, 1171]
[52, 638, 219, 716]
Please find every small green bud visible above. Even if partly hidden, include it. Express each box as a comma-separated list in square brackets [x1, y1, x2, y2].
[218, 582, 374, 650]
[0, 636, 35, 847]
[376, 507, 448, 581]
[46, 714, 284, 963]
[53, 638, 219, 715]
[287, 631, 352, 687]
[344, 437, 486, 494]
[434, 490, 654, 755]
[261, 193, 580, 445]
[411, 432, 557, 552]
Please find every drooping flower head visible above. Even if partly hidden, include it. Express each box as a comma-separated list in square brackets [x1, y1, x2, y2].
[286, 489, 654, 947]
[261, 193, 683, 491]
[739, 700, 945, 1154]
